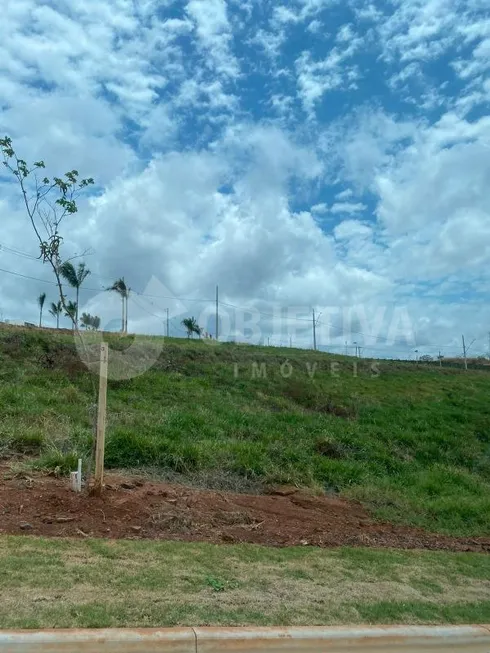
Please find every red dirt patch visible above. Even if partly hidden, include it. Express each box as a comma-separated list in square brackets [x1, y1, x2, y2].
[1, 470, 489, 552]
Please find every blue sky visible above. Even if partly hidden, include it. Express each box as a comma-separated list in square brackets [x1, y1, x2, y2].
[0, 0, 489, 357]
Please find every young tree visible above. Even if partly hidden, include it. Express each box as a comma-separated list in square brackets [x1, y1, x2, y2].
[0, 136, 94, 326]
[59, 261, 91, 327]
[38, 292, 46, 327]
[49, 300, 63, 328]
[182, 316, 200, 338]
[106, 277, 129, 333]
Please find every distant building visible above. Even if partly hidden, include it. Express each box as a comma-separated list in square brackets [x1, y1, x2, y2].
[1, 320, 37, 328]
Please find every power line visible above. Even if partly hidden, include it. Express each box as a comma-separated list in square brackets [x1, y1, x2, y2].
[218, 300, 463, 349]
[129, 296, 187, 336]
[0, 264, 486, 357]
[0, 243, 39, 260]
[218, 300, 313, 323]
[0, 265, 212, 301]
[134, 291, 213, 303]
[129, 295, 165, 321]
[0, 266, 59, 286]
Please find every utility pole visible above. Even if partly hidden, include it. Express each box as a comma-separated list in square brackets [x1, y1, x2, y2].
[215, 285, 219, 341]
[312, 308, 317, 351]
[439, 350, 442, 368]
[462, 335, 468, 371]
[166, 308, 169, 338]
[488, 332, 490, 360]
[290, 336, 292, 348]
[345, 341, 348, 356]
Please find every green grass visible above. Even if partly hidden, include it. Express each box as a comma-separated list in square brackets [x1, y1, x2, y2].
[0, 536, 489, 628]
[1, 326, 490, 536]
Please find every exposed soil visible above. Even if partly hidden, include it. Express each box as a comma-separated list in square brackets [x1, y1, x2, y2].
[1, 470, 489, 552]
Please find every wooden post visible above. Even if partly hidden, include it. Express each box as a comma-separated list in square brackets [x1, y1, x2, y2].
[93, 342, 108, 496]
[462, 335, 468, 371]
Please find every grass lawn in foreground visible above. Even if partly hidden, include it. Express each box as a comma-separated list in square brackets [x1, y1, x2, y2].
[0, 536, 489, 628]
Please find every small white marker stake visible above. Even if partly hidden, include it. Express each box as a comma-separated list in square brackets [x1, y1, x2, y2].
[77, 458, 82, 492]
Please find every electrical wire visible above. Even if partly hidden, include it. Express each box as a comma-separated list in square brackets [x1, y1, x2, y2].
[0, 264, 486, 357]
[0, 242, 39, 260]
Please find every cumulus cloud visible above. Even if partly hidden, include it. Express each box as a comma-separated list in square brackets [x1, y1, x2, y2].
[0, 0, 489, 357]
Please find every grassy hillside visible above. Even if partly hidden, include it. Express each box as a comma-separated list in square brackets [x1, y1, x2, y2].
[1, 325, 490, 536]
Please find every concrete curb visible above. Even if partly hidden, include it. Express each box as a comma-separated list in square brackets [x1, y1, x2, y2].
[0, 626, 490, 652]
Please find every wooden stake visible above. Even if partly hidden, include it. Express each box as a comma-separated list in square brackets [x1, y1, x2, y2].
[462, 335, 468, 371]
[92, 342, 108, 496]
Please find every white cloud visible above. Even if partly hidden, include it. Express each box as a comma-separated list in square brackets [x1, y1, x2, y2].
[334, 220, 372, 239]
[353, 3, 383, 22]
[335, 189, 353, 200]
[324, 109, 421, 188]
[375, 0, 490, 111]
[378, 0, 459, 63]
[307, 19, 322, 33]
[452, 37, 490, 80]
[330, 202, 366, 214]
[0, 1, 170, 118]
[0, 91, 135, 184]
[248, 28, 286, 60]
[336, 24, 355, 42]
[186, 0, 239, 78]
[295, 37, 362, 114]
[272, 5, 300, 26]
[272, 0, 338, 26]
[330, 108, 490, 290]
[1, 0, 490, 356]
[311, 203, 329, 214]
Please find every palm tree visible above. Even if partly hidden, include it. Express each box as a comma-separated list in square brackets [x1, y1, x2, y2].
[182, 316, 200, 338]
[80, 312, 101, 330]
[80, 312, 92, 329]
[106, 277, 129, 333]
[59, 261, 91, 327]
[38, 292, 46, 328]
[49, 300, 63, 328]
[64, 301, 77, 328]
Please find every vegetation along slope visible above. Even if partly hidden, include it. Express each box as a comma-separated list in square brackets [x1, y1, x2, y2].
[1, 325, 489, 538]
